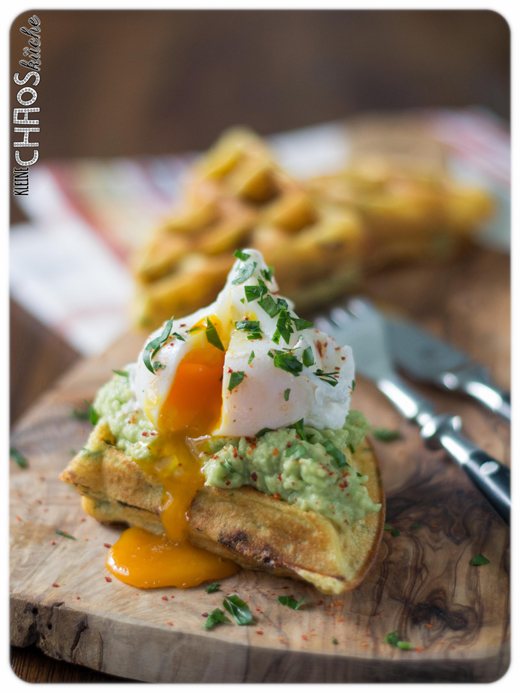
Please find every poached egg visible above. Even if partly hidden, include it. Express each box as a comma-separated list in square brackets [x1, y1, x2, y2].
[134, 248, 355, 438]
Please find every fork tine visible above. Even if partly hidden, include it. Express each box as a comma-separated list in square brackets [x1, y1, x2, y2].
[346, 296, 375, 318]
[314, 316, 335, 333]
[330, 306, 355, 329]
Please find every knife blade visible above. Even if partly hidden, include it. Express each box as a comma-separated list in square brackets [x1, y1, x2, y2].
[386, 317, 511, 422]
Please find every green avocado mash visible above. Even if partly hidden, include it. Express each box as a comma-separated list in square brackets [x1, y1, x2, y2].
[201, 411, 379, 528]
[93, 372, 155, 462]
[92, 374, 380, 527]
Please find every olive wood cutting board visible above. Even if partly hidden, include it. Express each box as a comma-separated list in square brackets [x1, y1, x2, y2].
[10, 249, 510, 683]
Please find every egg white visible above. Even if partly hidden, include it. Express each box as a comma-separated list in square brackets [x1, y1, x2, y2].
[134, 249, 355, 436]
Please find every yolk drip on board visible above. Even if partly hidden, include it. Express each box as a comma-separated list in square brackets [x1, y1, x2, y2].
[107, 318, 239, 588]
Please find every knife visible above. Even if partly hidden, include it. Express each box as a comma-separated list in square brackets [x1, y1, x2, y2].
[386, 317, 511, 423]
[316, 298, 511, 525]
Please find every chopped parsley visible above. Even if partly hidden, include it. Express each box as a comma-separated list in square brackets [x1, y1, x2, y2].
[55, 529, 76, 540]
[372, 427, 401, 442]
[232, 262, 256, 285]
[288, 418, 307, 441]
[384, 524, 401, 537]
[143, 317, 174, 374]
[313, 369, 339, 387]
[88, 402, 99, 425]
[233, 249, 251, 261]
[384, 631, 412, 649]
[332, 637, 339, 645]
[248, 350, 255, 365]
[255, 427, 274, 438]
[294, 318, 314, 330]
[152, 361, 166, 371]
[222, 594, 254, 625]
[244, 282, 267, 303]
[397, 641, 413, 650]
[470, 554, 490, 566]
[302, 346, 314, 367]
[272, 350, 303, 376]
[260, 266, 274, 282]
[203, 608, 231, 630]
[10, 447, 28, 469]
[384, 631, 400, 646]
[351, 380, 356, 391]
[273, 310, 294, 344]
[236, 319, 261, 333]
[286, 443, 308, 459]
[323, 440, 347, 469]
[277, 595, 306, 610]
[112, 369, 129, 378]
[205, 582, 221, 593]
[257, 294, 279, 317]
[205, 317, 224, 351]
[241, 273, 315, 356]
[284, 388, 291, 401]
[236, 319, 263, 340]
[228, 371, 245, 391]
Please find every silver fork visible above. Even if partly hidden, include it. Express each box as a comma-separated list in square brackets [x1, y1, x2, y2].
[316, 297, 511, 525]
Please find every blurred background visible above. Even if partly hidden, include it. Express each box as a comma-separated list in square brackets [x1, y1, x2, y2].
[9, 9, 510, 165]
[10, 8, 510, 419]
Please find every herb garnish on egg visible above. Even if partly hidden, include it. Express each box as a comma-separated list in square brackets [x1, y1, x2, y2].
[205, 317, 225, 351]
[235, 320, 263, 340]
[228, 371, 245, 391]
[143, 317, 174, 374]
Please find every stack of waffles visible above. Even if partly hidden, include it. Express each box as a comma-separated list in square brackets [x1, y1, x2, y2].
[133, 127, 492, 330]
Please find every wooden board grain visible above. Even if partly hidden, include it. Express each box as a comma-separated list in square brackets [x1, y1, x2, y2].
[10, 249, 510, 683]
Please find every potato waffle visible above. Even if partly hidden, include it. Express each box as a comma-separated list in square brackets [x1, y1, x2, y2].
[134, 126, 492, 330]
[308, 115, 493, 267]
[308, 161, 493, 270]
[59, 421, 385, 595]
[133, 129, 363, 329]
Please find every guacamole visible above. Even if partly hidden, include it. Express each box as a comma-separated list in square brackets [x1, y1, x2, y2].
[202, 411, 380, 527]
[93, 369, 156, 462]
[92, 374, 380, 527]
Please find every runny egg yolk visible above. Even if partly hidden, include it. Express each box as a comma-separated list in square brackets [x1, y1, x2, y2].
[107, 325, 239, 588]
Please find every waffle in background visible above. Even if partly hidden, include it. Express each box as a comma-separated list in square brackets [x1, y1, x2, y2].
[308, 115, 494, 269]
[133, 129, 363, 329]
[133, 124, 493, 330]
